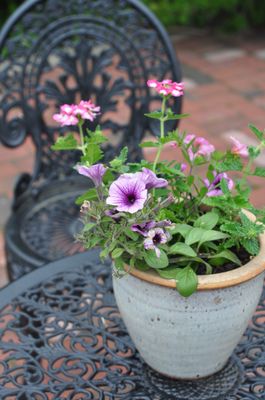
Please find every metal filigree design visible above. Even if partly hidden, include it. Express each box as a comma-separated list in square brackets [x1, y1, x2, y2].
[0, 253, 264, 399]
[0, 0, 181, 184]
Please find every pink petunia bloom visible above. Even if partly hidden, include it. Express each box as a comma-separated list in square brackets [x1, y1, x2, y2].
[106, 175, 147, 214]
[144, 228, 169, 257]
[184, 134, 215, 161]
[181, 163, 187, 172]
[230, 136, 249, 158]
[147, 79, 184, 97]
[76, 164, 106, 187]
[140, 168, 168, 189]
[204, 172, 234, 197]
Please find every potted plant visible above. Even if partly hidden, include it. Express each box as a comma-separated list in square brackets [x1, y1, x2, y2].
[52, 81, 265, 379]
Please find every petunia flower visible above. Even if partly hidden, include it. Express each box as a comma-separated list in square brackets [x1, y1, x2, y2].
[106, 175, 147, 214]
[140, 168, 168, 189]
[204, 172, 234, 197]
[184, 134, 215, 161]
[230, 136, 248, 158]
[76, 164, 106, 187]
[131, 220, 172, 237]
[144, 228, 169, 257]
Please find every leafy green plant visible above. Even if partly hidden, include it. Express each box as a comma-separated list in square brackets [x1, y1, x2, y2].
[52, 80, 265, 298]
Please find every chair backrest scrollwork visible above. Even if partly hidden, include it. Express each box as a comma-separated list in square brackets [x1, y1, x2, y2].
[0, 0, 182, 186]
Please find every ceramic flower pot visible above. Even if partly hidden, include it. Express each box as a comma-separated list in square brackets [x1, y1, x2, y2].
[113, 214, 265, 379]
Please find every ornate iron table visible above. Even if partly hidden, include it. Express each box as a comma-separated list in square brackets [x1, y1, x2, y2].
[0, 250, 264, 399]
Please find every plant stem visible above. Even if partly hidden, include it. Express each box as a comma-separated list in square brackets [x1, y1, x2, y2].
[78, 121, 85, 155]
[153, 96, 166, 173]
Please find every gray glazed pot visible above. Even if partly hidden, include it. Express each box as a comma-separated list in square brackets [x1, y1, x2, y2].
[113, 212, 265, 379]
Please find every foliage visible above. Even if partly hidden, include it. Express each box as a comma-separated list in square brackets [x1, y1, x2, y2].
[52, 82, 265, 298]
[1, 0, 265, 33]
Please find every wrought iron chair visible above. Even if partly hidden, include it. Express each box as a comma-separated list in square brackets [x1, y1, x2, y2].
[0, 0, 182, 281]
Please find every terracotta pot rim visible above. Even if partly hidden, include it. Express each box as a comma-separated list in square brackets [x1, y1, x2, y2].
[127, 210, 265, 290]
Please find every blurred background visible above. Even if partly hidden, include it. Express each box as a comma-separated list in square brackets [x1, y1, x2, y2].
[0, 0, 265, 287]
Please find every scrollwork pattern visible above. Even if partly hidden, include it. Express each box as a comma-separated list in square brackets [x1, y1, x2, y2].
[0, 259, 264, 399]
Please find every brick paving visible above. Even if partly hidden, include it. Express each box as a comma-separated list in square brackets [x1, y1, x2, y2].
[0, 29, 265, 288]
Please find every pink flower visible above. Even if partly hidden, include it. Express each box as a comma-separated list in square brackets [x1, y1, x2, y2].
[76, 164, 106, 187]
[144, 228, 169, 257]
[181, 163, 187, 172]
[53, 104, 79, 126]
[184, 134, 215, 161]
[204, 172, 234, 197]
[106, 174, 147, 214]
[147, 79, 184, 97]
[53, 100, 100, 127]
[230, 137, 248, 158]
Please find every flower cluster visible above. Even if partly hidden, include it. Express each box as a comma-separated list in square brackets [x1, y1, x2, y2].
[147, 79, 184, 97]
[53, 100, 100, 126]
[52, 79, 265, 297]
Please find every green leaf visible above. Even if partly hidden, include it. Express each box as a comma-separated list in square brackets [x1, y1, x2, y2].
[185, 228, 206, 245]
[157, 267, 180, 279]
[209, 250, 241, 266]
[139, 141, 160, 148]
[81, 144, 103, 165]
[114, 256, 124, 271]
[170, 224, 192, 237]
[176, 266, 198, 297]
[112, 248, 124, 259]
[124, 228, 138, 241]
[241, 238, 260, 255]
[136, 260, 150, 271]
[164, 112, 190, 121]
[144, 111, 163, 119]
[220, 178, 230, 196]
[75, 189, 98, 205]
[252, 167, 265, 177]
[194, 212, 219, 230]
[199, 230, 229, 246]
[169, 242, 197, 257]
[217, 153, 243, 172]
[51, 134, 78, 151]
[109, 147, 128, 168]
[144, 249, 169, 269]
[249, 124, 264, 141]
[83, 223, 95, 232]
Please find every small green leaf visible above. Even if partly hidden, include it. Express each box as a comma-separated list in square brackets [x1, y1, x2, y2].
[249, 124, 264, 141]
[164, 112, 190, 121]
[112, 248, 124, 259]
[144, 111, 163, 119]
[185, 228, 206, 245]
[170, 224, 192, 237]
[139, 141, 160, 148]
[75, 189, 98, 205]
[194, 212, 219, 230]
[83, 223, 95, 232]
[81, 144, 103, 165]
[144, 249, 169, 269]
[51, 134, 78, 151]
[199, 230, 229, 246]
[124, 228, 138, 241]
[136, 260, 150, 271]
[241, 238, 260, 255]
[114, 256, 124, 271]
[110, 146, 128, 168]
[169, 242, 197, 257]
[210, 250, 241, 266]
[157, 267, 181, 279]
[253, 167, 265, 177]
[176, 266, 198, 297]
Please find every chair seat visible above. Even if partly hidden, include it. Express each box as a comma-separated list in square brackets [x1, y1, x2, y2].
[5, 179, 88, 280]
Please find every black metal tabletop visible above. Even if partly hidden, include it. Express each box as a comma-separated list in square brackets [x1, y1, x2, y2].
[0, 250, 264, 400]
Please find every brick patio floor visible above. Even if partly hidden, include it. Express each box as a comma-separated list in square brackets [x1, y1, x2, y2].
[0, 29, 265, 288]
